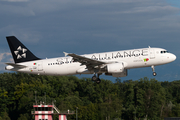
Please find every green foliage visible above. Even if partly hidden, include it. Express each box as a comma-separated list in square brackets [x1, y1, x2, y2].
[17, 114, 29, 120]
[0, 112, 11, 120]
[0, 73, 180, 119]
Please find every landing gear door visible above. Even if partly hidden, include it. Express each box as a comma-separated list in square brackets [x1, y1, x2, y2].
[149, 49, 155, 59]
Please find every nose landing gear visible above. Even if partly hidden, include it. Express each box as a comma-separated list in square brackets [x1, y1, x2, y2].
[153, 72, 157, 76]
[151, 65, 157, 76]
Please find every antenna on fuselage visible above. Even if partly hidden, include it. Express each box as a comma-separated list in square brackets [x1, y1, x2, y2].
[148, 46, 151, 48]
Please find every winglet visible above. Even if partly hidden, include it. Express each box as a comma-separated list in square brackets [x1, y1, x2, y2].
[63, 52, 69, 57]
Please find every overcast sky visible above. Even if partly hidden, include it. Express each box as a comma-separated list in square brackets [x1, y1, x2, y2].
[0, 0, 180, 82]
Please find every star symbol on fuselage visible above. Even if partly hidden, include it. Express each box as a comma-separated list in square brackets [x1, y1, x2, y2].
[14, 46, 27, 59]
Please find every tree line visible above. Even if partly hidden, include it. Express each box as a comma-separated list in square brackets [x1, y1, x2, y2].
[0, 72, 180, 120]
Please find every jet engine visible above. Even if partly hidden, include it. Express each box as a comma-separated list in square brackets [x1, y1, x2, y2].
[105, 62, 128, 77]
[107, 62, 124, 73]
[105, 69, 127, 77]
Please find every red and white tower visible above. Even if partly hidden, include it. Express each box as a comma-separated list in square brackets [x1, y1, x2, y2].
[32, 102, 74, 120]
[33, 104, 55, 120]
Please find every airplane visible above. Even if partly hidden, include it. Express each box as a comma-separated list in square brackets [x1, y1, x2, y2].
[5, 36, 176, 83]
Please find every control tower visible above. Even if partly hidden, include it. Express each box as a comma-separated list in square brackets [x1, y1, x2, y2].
[32, 101, 74, 120]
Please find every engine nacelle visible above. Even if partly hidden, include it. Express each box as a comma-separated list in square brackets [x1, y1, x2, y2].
[105, 69, 128, 77]
[107, 62, 124, 73]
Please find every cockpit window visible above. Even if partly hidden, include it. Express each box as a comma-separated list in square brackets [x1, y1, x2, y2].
[161, 51, 169, 54]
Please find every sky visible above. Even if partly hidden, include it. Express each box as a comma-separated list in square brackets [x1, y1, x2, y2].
[0, 0, 180, 82]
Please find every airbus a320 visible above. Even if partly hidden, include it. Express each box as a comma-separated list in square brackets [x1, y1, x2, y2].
[5, 36, 176, 83]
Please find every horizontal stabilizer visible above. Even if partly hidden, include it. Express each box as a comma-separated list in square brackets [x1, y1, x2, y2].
[5, 63, 27, 68]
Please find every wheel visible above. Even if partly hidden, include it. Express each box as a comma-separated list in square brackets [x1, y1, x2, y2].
[153, 72, 157, 76]
[96, 78, 101, 84]
[92, 75, 97, 81]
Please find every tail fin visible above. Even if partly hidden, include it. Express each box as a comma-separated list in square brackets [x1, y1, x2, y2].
[6, 36, 40, 63]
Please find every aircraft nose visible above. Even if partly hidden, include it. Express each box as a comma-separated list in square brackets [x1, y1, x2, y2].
[170, 54, 176, 62]
[173, 54, 176, 61]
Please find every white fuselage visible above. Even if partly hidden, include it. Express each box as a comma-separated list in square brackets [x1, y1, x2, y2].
[6, 47, 176, 77]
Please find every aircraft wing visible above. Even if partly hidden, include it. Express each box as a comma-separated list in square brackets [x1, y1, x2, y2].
[5, 63, 27, 68]
[64, 52, 107, 69]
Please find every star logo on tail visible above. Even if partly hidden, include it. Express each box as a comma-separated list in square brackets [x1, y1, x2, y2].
[14, 46, 27, 59]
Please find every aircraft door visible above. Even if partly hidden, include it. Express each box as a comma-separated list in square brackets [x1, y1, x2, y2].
[149, 49, 155, 59]
[38, 62, 43, 71]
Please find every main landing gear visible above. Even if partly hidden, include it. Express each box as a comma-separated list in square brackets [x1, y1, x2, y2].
[151, 65, 157, 76]
[92, 74, 101, 84]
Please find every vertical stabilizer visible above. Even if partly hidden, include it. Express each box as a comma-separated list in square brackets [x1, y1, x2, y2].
[6, 36, 40, 63]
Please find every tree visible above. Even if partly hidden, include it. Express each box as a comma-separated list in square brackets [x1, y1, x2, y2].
[1, 112, 11, 120]
[121, 81, 135, 120]
[17, 114, 28, 120]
